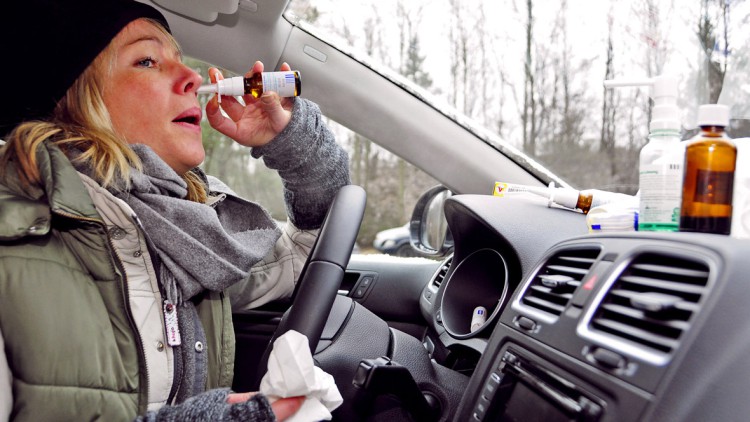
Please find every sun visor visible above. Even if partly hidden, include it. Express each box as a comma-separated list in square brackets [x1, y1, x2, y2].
[150, 0, 240, 22]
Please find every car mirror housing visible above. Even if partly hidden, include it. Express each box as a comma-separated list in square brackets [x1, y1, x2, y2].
[410, 185, 453, 256]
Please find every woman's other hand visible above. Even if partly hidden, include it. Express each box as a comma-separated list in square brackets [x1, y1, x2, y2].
[227, 392, 304, 421]
[205, 61, 294, 148]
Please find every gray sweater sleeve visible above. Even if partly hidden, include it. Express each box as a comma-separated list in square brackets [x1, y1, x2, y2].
[136, 389, 276, 422]
[251, 98, 350, 230]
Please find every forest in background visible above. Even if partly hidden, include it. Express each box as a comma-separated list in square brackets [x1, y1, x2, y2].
[193, 0, 748, 247]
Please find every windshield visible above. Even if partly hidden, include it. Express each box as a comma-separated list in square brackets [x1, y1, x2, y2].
[286, 0, 749, 193]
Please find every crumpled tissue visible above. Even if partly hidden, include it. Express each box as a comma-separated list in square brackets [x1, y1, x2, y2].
[259, 330, 343, 422]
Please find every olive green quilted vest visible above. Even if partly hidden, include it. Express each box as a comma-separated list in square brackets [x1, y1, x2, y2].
[0, 143, 234, 421]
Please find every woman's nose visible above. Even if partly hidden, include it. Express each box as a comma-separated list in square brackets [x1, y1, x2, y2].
[178, 63, 204, 94]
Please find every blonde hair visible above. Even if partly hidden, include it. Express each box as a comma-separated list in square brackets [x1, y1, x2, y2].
[0, 19, 207, 203]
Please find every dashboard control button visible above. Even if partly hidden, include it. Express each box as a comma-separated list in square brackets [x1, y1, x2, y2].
[474, 397, 489, 419]
[516, 316, 537, 331]
[591, 347, 625, 369]
[483, 372, 501, 399]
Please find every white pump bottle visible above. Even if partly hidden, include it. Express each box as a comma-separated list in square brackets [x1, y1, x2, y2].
[604, 75, 684, 232]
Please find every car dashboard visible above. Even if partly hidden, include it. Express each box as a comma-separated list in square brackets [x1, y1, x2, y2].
[418, 194, 750, 422]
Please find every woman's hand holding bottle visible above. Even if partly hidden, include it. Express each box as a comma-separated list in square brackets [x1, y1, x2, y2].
[205, 61, 294, 148]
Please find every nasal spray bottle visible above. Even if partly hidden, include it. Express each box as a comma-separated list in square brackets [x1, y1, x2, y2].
[604, 75, 683, 232]
[197, 71, 301, 101]
[492, 182, 636, 214]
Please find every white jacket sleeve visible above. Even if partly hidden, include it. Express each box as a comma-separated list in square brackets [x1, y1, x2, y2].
[0, 325, 12, 422]
[227, 221, 318, 310]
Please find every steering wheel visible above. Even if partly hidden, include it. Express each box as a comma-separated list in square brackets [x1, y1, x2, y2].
[252, 184, 366, 387]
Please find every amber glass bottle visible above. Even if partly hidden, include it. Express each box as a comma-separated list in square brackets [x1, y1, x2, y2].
[243, 71, 301, 98]
[197, 71, 301, 98]
[680, 104, 735, 234]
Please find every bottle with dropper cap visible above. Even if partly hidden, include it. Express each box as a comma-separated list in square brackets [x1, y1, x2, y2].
[604, 74, 684, 232]
[197, 71, 301, 98]
[680, 104, 735, 234]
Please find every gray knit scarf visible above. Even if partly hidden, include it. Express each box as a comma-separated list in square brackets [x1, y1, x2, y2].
[113, 144, 281, 402]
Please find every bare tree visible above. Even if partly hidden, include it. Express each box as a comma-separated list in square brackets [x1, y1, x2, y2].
[477, 4, 490, 127]
[641, 0, 669, 77]
[628, 0, 673, 126]
[522, 0, 537, 156]
[697, 0, 730, 103]
[447, 0, 470, 112]
[517, 0, 561, 158]
[530, 0, 598, 188]
[364, 7, 391, 70]
[550, 0, 590, 150]
[600, 10, 618, 177]
[397, 3, 433, 89]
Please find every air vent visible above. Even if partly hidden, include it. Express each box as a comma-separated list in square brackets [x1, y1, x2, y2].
[518, 247, 600, 318]
[431, 256, 453, 290]
[585, 253, 710, 362]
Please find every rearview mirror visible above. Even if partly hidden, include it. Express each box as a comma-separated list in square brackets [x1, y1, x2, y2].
[409, 185, 453, 256]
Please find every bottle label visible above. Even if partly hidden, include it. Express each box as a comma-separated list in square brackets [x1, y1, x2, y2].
[639, 161, 682, 228]
[261, 72, 297, 97]
[694, 169, 734, 205]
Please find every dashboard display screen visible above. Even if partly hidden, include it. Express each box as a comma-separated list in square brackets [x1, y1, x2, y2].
[487, 349, 603, 422]
[499, 381, 571, 422]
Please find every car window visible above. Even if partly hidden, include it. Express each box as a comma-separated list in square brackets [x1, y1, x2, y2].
[187, 57, 441, 257]
[285, 0, 750, 194]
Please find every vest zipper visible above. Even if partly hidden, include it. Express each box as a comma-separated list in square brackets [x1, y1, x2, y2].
[130, 213, 184, 405]
[52, 209, 151, 415]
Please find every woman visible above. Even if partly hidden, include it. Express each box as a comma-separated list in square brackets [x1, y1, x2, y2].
[0, 0, 349, 421]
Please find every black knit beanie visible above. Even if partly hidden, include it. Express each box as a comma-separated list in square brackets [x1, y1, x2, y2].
[0, 0, 169, 137]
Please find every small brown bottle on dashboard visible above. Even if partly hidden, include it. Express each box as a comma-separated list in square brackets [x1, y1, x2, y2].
[679, 104, 735, 234]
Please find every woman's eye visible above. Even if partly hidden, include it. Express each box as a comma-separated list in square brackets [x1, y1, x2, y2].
[136, 57, 157, 68]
